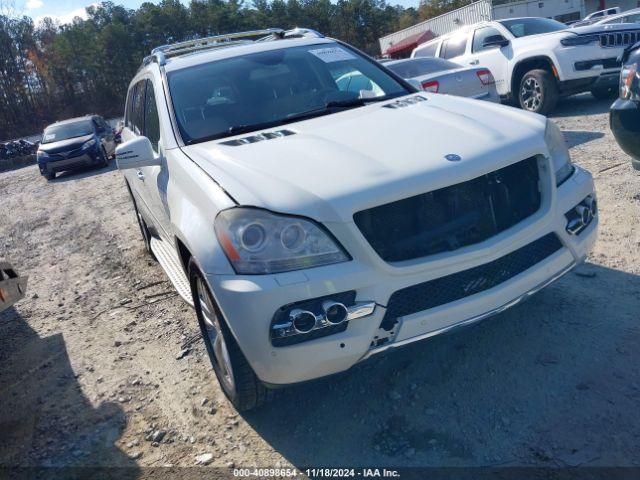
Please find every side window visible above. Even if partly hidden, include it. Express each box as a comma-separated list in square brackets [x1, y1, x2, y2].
[144, 80, 160, 152]
[132, 80, 146, 136]
[414, 42, 438, 58]
[472, 27, 503, 53]
[440, 35, 468, 59]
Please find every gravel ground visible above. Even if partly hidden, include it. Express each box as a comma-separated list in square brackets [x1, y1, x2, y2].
[1, 94, 639, 471]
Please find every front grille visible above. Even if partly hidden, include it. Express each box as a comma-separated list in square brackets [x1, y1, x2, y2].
[354, 157, 541, 262]
[382, 233, 563, 324]
[49, 147, 85, 161]
[600, 31, 640, 48]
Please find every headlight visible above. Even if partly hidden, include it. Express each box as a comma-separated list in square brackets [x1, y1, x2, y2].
[215, 208, 350, 274]
[82, 139, 97, 150]
[560, 35, 599, 47]
[620, 63, 638, 101]
[36, 150, 49, 161]
[545, 119, 574, 187]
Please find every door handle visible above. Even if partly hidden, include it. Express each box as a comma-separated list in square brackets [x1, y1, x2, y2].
[136, 170, 145, 181]
[470, 59, 479, 65]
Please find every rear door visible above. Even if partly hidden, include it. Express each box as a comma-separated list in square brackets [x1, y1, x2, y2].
[468, 26, 511, 96]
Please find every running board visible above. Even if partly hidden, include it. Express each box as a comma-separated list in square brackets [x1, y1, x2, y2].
[150, 237, 194, 307]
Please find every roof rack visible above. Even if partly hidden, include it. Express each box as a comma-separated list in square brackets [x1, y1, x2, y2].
[139, 27, 324, 71]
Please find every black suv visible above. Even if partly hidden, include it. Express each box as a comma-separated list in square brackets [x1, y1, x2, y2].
[610, 42, 640, 171]
[37, 115, 116, 180]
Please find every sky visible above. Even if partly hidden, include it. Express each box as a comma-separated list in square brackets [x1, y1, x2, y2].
[13, 0, 420, 24]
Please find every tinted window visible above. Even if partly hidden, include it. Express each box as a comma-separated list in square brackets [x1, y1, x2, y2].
[144, 81, 160, 151]
[498, 18, 567, 37]
[167, 43, 409, 144]
[440, 35, 467, 59]
[622, 14, 640, 23]
[387, 58, 459, 78]
[42, 120, 94, 144]
[473, 27, 504, 53]
[131, 80, 146, 135]
[413, 42, 438, 58]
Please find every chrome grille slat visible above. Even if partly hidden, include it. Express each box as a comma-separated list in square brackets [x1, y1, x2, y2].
[600, 30, 640, 48]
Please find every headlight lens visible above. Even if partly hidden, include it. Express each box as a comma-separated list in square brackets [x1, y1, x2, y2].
[82, 139, 97, 150]
[620, 63, 638, 101]
[215, 208, 350, 274]
[545, 119, 574, 187]
[36, 150, 48, 160]
[560, 35, 599, 47]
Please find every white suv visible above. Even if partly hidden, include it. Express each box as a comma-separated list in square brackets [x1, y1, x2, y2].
[116, 28, 598, 410]
[412, 17, 640, 114]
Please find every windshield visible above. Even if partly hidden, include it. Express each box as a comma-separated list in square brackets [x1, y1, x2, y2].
[167, 43, 409, 144]
[386, 58, 460, 78]
[42, 120, 94, 144]
[498, 18, 567, 38]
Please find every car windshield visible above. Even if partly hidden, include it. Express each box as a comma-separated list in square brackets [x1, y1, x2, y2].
[386, 58, 460, 78]
[42, 120, 94, 144]
[498, 18, 567, 38]
[167, 43, 410, 144]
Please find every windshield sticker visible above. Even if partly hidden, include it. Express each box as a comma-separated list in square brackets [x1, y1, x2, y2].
[309, 47, 356, 63]
[43, 133, 56, 141]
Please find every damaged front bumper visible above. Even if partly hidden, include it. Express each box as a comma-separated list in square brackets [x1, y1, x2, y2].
[207, 166, 598, 386]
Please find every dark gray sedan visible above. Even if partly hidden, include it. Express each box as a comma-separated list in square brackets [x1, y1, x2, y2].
[385, 57, 500, 103]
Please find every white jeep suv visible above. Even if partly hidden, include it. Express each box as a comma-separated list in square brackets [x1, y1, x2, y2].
[412, 17, 640, 114]
[116, 28, 598, 410]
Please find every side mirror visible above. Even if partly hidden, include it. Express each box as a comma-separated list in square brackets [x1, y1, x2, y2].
[482, 35, 510, 49]
[407, 78, 424, 91]
[115, 136, 160, 170]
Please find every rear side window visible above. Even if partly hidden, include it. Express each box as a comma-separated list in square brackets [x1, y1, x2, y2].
[144, 81, 160, 151]
[414, 42, 439, 58]
[440, 35, 468, 59]
[128, 80, 146, 135]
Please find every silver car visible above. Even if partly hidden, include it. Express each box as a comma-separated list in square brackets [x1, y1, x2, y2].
[385, 57, 500, 103]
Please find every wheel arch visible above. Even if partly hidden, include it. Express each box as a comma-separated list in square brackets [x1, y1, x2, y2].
[511, 56, 559, 96]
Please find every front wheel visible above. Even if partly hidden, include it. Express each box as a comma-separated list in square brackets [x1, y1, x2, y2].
[590, 86, 618, 100]
[518, 69, 559, 115]
[99, 147, 109, 167]
[43, 170, 55, 181]
[189, 259, 272, 411]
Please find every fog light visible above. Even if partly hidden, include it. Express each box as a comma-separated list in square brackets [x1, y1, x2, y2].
[322, 301, 348, 324]
[565, 195, 597, 236]
[290, 309, 317, 333]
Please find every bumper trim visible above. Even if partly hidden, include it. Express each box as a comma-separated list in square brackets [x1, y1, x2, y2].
[361, 259, 579, 361]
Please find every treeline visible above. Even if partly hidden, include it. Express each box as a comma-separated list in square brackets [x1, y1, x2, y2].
[0, 0, 475, 140]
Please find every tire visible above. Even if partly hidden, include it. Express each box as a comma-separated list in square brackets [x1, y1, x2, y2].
[189, 258, 272, 411]
[518, 69, 559, 115]
[44, 170, 55, 181]
[590, 86, 618, 100]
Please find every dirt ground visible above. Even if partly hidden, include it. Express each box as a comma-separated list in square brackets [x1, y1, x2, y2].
[1, 94, 639, 472]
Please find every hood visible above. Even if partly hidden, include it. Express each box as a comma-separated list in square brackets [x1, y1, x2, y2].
[38, 133, 94, 154]
[570, 22, 640, 35]
[184, 94, 548, 223]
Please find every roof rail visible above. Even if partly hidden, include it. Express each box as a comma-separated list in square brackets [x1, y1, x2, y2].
[138, 27, 325, 71]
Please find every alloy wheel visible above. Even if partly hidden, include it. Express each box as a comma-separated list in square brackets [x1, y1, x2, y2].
[196, 277, 235, 392]
[521, 78, 543, 111]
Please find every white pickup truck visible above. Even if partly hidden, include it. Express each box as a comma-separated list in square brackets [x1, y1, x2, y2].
[412, 17, 640, 114]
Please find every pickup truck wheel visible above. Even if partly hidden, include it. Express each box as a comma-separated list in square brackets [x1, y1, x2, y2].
[590, 86, 618, 100]
[518, 69, 558, 115]
[190, 260, 272, 411]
